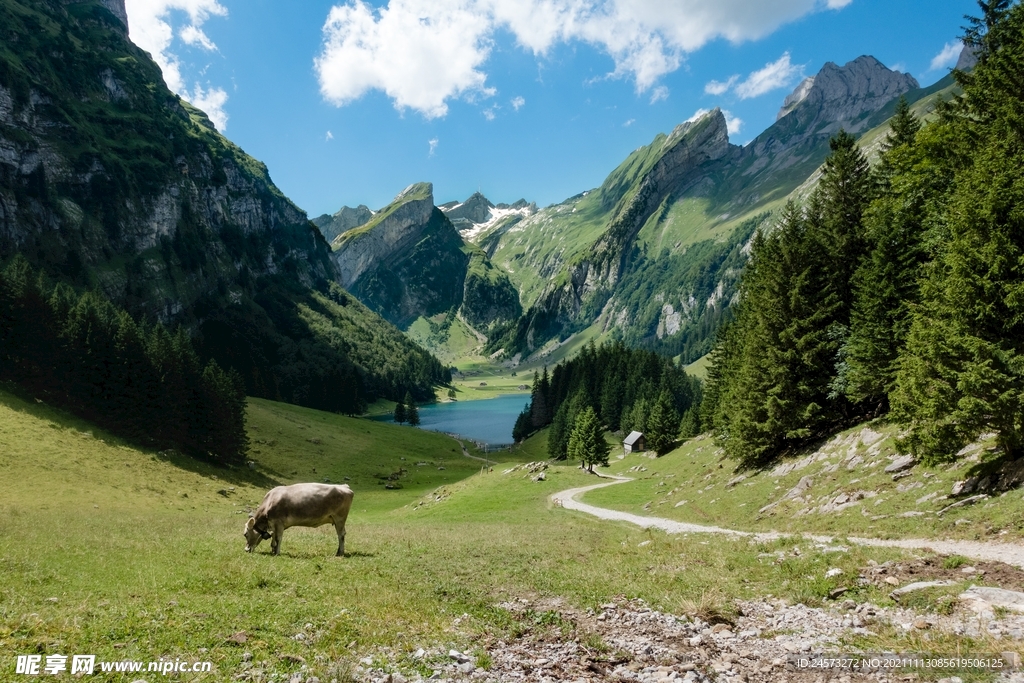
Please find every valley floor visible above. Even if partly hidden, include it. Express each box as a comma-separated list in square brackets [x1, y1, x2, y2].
[1, 388, 1022, 683]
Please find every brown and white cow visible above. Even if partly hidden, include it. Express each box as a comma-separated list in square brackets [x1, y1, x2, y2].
[244, 483, 354, 556]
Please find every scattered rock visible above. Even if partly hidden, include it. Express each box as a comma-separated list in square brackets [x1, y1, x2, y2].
[937, 494, 989, 516]
[890, 580, 957, 600]
[226, 631, 248, 644]
[884, 454, 915, 473]
[960, 587, 1024, 613]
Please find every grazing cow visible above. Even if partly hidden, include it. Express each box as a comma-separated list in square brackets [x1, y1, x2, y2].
[244, 483, 353, 556]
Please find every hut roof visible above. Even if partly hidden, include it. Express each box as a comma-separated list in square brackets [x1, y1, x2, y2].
[624, 431, 644, 446]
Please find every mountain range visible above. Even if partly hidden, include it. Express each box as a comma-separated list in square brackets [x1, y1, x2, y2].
[313, 55, 959, 367]
[0, 0, 446, 410]
[1, 0, 969, 412]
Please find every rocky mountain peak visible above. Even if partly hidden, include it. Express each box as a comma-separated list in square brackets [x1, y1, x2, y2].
[441, 191, 494, 226]
[777, 56, 918, 128]
[777, 77, 816, 120]
[956, 43, 979, 71]
[330, 182, 437, 288]
[665, 107, 729, 150]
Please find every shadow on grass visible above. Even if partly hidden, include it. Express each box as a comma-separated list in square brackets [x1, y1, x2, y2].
[0, 382, 278, 489]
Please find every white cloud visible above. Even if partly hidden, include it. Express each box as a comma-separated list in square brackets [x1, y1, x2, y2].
[704, 75, 738, 95]
[125, 0, 230, 129]
[734, 51, 803, 99]
[623, 118, 635, 127]
[189, 83, 228, 130]
[483, 106, 497, 120]
[428, 137, 439, 156]
[687, 108, 710, 122]
[649, 85, 669, 104]
[511, 95, 526, 111]
[180, 24, 217, 51]
[316, 0, 852, 118]
[929, 40, 962, 72]
[326, 130, 334, 141]
[316, 0, 493, 119]
[723, 109, 742, 135]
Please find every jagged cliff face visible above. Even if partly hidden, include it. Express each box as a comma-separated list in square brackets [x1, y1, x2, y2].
[329, 183, 521, 332]
[491, 109, 734, 356]
[313, 204, 373, 243]
[332, 183, 436, 289]
[772, 56, 918, 136]
[0, 0, 449, 407]
[484, 57, 931, 363]
[0, 0, 335, 322]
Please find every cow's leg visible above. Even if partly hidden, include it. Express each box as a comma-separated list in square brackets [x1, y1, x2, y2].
[334, 519, 346, 557]
[271, 522, 283, 556]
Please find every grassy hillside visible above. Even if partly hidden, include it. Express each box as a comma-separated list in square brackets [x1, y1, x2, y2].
[1, 387, 974, 682]
[585, 423, 1024, 543]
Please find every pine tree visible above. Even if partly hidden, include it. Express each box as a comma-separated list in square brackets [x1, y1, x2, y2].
[567, 406, 610, 472]
[394, 399, 406, 423]
[646, 390, 680, 455]
[843, 104, 931, 409]
[530, 368, 551, 428]
[892, 2, 1024, 461]
[679, 405, 701, 440]
[403, 391, 419, 426]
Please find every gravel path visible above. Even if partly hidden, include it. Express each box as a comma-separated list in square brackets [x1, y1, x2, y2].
[552, 476, 1024, 569]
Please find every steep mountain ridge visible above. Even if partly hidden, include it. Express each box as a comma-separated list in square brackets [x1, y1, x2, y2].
[482, 56, 925, 363]
[0, 0, 446, 408]
[313, 204, 373, 242]
[328, 183, 521, 334]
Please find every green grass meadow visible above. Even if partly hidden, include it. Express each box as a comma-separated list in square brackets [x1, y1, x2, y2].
[0, 387, 1017, 681]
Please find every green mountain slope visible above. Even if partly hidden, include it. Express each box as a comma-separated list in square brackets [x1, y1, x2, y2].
[483, 56, 959, 364]
[0, 0, 446, 407]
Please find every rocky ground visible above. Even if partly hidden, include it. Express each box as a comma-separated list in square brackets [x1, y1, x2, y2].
[337, 568, 1024, 683]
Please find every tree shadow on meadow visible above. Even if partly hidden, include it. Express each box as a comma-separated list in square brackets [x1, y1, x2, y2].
[0, 382, 279, 489]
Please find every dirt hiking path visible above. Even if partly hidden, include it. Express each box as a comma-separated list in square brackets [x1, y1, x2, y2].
[552, 476, 1024, 569]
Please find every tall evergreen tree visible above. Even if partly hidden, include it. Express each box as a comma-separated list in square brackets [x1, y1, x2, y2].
[394, 399, 406, 424]
[567, 406, 610, 472]
[646, 390, 680, 455]
[893, 2, 1024, 461]
[843, 103, 933, 409]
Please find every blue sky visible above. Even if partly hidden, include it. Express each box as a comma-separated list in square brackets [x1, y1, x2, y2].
[123, 0, 975, 217]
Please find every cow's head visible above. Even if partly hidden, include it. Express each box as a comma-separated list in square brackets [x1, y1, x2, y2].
[244, 517, 269, 552]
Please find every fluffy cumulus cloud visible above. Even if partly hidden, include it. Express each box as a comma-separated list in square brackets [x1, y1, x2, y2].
[511, 95, 526, 111]
[723, 110, 742, 134]
[704, 75, 738, 95]
[316, 0, 853, 118]
[705, 52, 803, 100]
[125, 0, 230, 130]
[929, 40, 962, 71]
[734, 52, 803, 99]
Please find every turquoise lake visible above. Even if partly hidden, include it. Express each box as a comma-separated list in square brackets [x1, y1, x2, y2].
[371, 394, 530, 447]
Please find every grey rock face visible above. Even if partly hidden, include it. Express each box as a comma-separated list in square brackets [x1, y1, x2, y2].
[777, 77, 815, 120]
[777, 56, 918, 133]
[956, 43, 979, 71]
[313, 204, 373, 242]
[442, 191, 494, 225]
[330, 183, 435, 288]
[516, 109, 732, 351]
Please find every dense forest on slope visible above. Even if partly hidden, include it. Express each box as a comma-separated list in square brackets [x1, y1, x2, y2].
[702, 0, 1024, 466]
[0, 257, 247, 462]
[0, 0, 446, 411]
[513, 342, 702, 459]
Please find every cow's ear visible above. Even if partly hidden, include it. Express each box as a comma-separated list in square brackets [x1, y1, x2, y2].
[245, 517, 255, 531]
